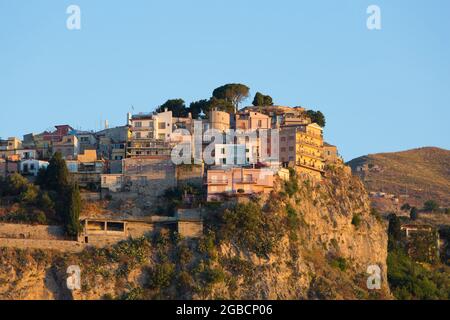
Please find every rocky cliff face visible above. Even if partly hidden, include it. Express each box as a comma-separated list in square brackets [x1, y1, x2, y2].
[0, 165, 391, 300]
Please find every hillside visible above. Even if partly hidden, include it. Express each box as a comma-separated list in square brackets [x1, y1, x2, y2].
[0, 165, 391, 300]
[347, 147, 450, 208]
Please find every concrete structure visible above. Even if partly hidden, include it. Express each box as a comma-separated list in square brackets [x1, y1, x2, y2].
[176, 209, 203, 238]
[74, 131, 97, 154]
[52, 134, 79, 159]
[127, 110, 174, 158]
[101, 157, 177, 201]
[0, 159, 19, 177]
[14, 149, 37, 160]
[280, 123, 324, 180]
[323, 142, 342, 164]
[206, 167, 276, 201]
[214, 144, 247, 166]
[235, 111, 270, 130]
[20, 159, 49, 176]
[208, 110, 230, 132]
[96, 126, 130, 160]
[0, 137, 22, 160]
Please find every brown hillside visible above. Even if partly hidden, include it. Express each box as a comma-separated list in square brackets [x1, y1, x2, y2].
[347, 147, 450, 208]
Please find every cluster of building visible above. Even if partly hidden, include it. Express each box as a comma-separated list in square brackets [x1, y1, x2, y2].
[1, 105, 343, 203]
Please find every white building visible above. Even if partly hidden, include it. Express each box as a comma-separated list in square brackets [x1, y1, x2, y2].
[214, 144, 246, 166]
[20, 159, 49, 176]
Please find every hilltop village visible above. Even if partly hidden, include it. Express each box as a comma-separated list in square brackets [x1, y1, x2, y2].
[0, 86, 448, 300]
[0, 86, 343, 248]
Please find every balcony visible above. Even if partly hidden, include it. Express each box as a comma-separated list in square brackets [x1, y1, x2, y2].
[295, 161, 324, 173]
[232, 178, 257, 184]
[297, 150, 324, 161]
[205, 179, 228, 185]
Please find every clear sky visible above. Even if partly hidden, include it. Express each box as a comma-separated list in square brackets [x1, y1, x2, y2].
[1, 0, 449, 160]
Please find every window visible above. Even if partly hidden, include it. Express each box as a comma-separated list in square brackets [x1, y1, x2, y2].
[158, 123, 166, 129]
[135, 122, 142, 128]
[30, 164, 35, 170]
[136, 132, 141, 139]
[258, 120, 262, 127]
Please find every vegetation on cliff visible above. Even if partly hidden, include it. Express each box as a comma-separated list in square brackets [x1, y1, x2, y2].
[0, 164, 391, 300]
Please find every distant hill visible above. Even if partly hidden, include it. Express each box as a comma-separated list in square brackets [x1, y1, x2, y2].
[347, 147, 450, 208]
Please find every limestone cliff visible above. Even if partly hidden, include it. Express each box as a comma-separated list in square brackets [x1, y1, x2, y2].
[0, 165, 391, 300]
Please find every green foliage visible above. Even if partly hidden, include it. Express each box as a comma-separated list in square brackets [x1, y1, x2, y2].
[158, 184, 203, 215]
[387, 249, 449, 300]
[156, 99, 188, 117]
[19, 184, 39, 205]
[351, 214, 362, 228]
[146, 262, 176, 290]
[410, 207, 419, 220]
[329, 256, 348, 271]
[39, 152, 70, 192]
[64, 184, 82, 237]
[423, 200, 439, 212]
[388, 213, 402, 250]
[202, 266, 225, 285]
[208, 97, 235, 114]
[189, 99, 210, 119]
[252, 92, 273, 106]
[218, 202, 281, 258]
[0, 173, 29, 197]
[401, 203, 412, 211]
[306, 110, 326, 127]
[212, 83, 250, 111]
[120, 287, 144, 300]
[286, 204, 300, 230]
[0, 209, 47, 224]
[284, 171, 299, 197]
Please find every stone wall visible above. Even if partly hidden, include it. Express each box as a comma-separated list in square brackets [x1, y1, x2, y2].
[0, 238, 85, 252]
[0, 223, 65, 240]
[176, 164, 204, 188]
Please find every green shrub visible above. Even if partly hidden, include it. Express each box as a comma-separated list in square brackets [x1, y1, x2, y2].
[329, 257, 348, 271]
[147, 262, 175, 289]
[387, 249, 449, 300]
[423, 200, 439, 212]
[351, 214, 362, 228]
[218, 202, 281, 258]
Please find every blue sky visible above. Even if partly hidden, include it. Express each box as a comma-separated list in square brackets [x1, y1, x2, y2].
[1, 0, 449, 160]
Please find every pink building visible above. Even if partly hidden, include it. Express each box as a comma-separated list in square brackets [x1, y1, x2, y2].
[235, 111, 270, 130]
[206, 167, 275, 201]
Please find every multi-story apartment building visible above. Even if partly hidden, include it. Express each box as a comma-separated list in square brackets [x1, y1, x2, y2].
[205, 167, 276, 201]
[126, 109, 173, 158]
[280, 123, 324, 180]
[0, 137, 22, 159]
[52, 135, 79, 160]
[96, 126, 130, 160]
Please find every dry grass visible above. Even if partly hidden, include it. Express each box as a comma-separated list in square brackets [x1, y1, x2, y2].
[348, 147, 450, 207]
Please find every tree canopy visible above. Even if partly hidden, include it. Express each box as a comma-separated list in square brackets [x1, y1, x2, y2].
[306, 110, 326, 128]
[212, 83, 250, 112]
[252, 92, 273, 106]
[38, 152, 70, 191]
[156, 99, 188, 117]
[423, 200, 439, 212]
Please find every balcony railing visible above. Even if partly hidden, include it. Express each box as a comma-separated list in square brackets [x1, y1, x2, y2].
[206, 179, 228, 185]
[232, 178, 257, 184]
